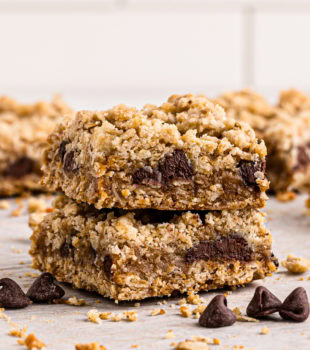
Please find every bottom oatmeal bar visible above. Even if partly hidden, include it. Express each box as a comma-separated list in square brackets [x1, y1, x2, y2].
[29, 196, 277, 301]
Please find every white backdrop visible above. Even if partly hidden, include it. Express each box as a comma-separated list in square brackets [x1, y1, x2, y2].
[0, 0, 309, 108]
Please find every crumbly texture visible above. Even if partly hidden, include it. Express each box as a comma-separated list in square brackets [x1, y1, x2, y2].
[29, 195, 277, 301]
[215, 89, 310, 193]
[281, 254, 310, 273]
[0, 95, 73, 196]
[42, 94, 268, 210]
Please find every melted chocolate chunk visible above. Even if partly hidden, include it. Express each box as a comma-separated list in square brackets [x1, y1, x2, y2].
[60, 243, 74, 258]
[279, 287, 310, 322]
[104, 255, 113, 279]
[238, 160, 265, 190]
[159, 149, 193, 184]
[26, 272, 65, 303]
[293, 146, 310, 171]
[132, 149, 193, 187]
[59, 141, 69, 162]
[184, 235, 253, 264]
[132, 167, 161, 185]
[3, 157, 34, 178]
[63, 151, 77, 173]
[0, 278, 31, 308]
[199, 295, 236, 328]
[246, 286, 282, 318]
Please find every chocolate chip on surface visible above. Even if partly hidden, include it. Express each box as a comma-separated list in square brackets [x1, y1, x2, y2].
[0, 278, 31, 308]
[185, 235, 253, 264]
[246, 286, 282, 318]
[199, 295, 236, 328]
[26, 272, 65, 303]
[279, 287, 310, 322]
[3, 156, 35, 178]
[104, 255, 113, 280]
[239, 160, 265, 190]
[58, 141, 69, 161]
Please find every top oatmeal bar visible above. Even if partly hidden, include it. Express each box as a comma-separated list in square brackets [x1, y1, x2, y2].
[42, 94, 268, 210]
[0, 95, 73, 196]
[215, 89, 310, 194]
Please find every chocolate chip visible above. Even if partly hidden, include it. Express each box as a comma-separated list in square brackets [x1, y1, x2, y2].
[293, 146, 310, 171]
[63, 151, 77, 173]
[199, 295, 236, 328]
[185, 235, 253, 264]
[159, 149, 193, 184]
[132, 167, 161, 185]
[246, 286, 282, 318]
[3, 157, 34, 179]
[26, 273, 65, 303]
[104, 255, 113, 280]
[239, 160, 265, 190]
[0, 278, 31, 308]
[132, 149, 193, 187]
[279, 287, 310, 322]
[59, 141, 69, 161]
[60, 243, 74, 258]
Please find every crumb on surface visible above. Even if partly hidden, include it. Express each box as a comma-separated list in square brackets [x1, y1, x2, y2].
[10, 205, 23, 217]
[99, 312, 111, 320]
[11, 247, 22, 254]
[151, 308, 165, 316]
[276, 191, 296, 202]
[87, 309, 101, 324]
[233, 307, 259, 323]
[17, 333, 46, 349]
[124, 311, 138, 322]
[9, 326, 27, 338]
[281, 254, 310, 273]
[0, 200, 10, 209]
[54, 296, 87, 306]
[180, 306, 192, 318]
[165, 330, 175, 339]
[260, 327, 270, 335]
[178, 298, 187, 305]
[111, 313, 123, 322]
[174, 336, 210, 349]
[213, 338, 221, 345]
[75, 343, 106, 350]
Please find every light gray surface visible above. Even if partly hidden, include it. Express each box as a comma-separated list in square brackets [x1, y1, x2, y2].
[1, 196, 310, 349]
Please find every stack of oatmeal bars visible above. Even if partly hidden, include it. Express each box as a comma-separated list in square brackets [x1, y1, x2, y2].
[30, 94, 277, 301]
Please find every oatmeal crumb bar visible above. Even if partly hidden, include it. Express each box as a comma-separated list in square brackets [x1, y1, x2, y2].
[0, 95, 73, 196]
[29, 195, 277, 301]
[41, 94, 268, 210]
[215, 89, 310, 193]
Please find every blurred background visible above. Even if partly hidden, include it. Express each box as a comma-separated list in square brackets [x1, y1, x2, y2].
[1, 0, 309, 109]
